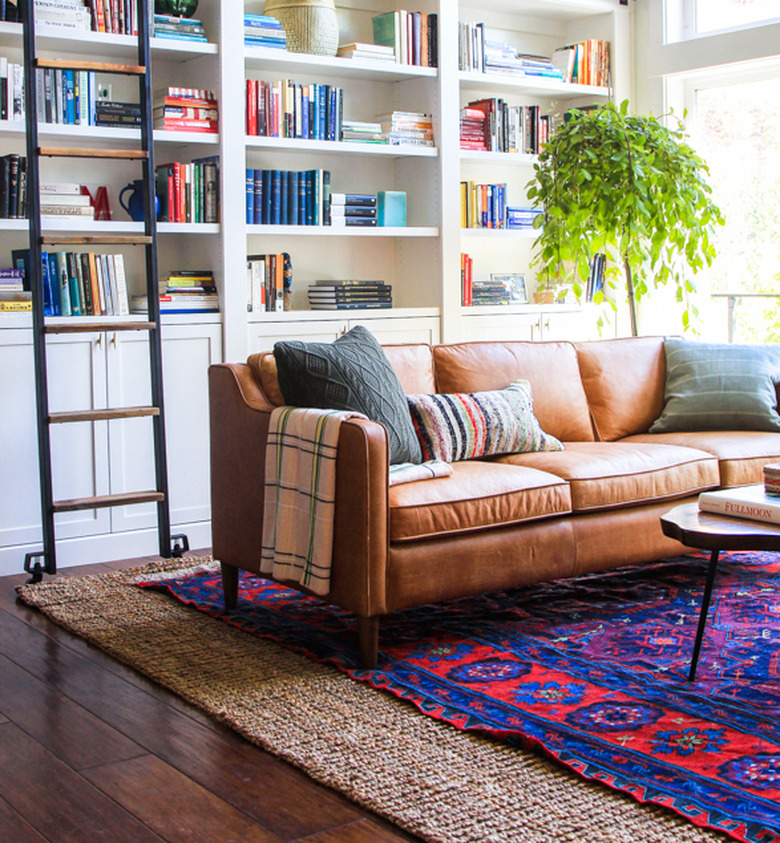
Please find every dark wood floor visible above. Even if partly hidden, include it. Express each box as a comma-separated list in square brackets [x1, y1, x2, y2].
[0, 551, 420, 842]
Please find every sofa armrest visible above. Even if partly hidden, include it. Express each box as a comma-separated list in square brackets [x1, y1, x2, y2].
[208, 363, 389, 617]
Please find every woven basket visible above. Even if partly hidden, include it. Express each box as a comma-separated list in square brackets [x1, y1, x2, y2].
[263, 0, 339, 56]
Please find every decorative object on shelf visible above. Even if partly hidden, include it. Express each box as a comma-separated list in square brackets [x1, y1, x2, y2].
[527, 100, 724, 335]
[263, 0, 339, 56]
[155, 0, 199, 17]
[119, 179, 159, 222]
[377, 191, 406, 227]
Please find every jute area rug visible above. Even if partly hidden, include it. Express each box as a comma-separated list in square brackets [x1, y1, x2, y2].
[16, 557, 729, 843]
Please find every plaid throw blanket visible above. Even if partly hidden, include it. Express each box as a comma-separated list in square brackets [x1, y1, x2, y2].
[261, 406, 366, 595]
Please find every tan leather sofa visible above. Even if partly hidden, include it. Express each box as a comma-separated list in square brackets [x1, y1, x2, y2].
[209, 336, 780, 667]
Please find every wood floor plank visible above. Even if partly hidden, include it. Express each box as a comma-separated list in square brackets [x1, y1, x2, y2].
[84, 754, 282, 842]
[0, 723, 163, 842]
[0, 652, 145, 770]
[0, 608, 372, 840]
[0, 795, 48, 843]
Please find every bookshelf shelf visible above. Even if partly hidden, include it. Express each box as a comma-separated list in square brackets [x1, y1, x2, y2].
[247, 306, 439, 323]
[460, 227, 538, 238]
[245, 47, 438, 83]
[245, 136, 437, 158]
[458, 71, 610, 98]
[0, 122, 219, 147]
[246, 225, 438, 238]
[459, 150, 537, 165]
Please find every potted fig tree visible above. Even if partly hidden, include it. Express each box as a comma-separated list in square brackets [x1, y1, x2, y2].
[527, 100, 724, 335]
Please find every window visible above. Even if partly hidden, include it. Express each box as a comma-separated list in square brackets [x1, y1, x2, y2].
[695, 0, 780, 35]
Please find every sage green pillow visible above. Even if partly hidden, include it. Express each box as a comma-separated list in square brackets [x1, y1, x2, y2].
[650, 339, 780, 433]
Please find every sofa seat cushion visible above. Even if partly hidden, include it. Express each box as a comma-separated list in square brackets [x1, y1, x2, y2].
[389, 460, 571, 543]
[491, 441, 719, 512]
[625, 431, 780, 488]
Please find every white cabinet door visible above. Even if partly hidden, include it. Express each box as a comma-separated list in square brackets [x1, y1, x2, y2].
[107, 322, 223, 534]
[0, 330, 110, 554]
[459, 312, 540, 342]
[348, 315, 440, 345]
[249, 320, 345, 354]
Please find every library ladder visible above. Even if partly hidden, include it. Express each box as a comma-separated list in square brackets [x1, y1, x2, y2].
[19, 0, 188, 583]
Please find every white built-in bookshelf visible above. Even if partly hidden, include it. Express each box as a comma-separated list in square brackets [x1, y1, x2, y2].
[0, 0, 631, 572]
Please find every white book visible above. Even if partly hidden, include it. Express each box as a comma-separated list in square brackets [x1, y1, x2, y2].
[698, 485, 780, 526]
[112, 254, 130, 316]
[40, 193, 91, 206]
[248, 258, 265, 313]
[41, 182, 83, 194]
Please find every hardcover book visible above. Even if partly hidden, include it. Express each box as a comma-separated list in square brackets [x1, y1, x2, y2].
[698, 486, 780, 526]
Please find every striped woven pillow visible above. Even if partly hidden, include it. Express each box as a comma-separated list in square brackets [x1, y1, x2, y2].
[406, 379, 564, 463]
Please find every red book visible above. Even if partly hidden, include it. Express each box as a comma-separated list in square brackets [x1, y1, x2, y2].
[155, 119, 219, 132]
[172, 162, 182, 223]
[246, 80, 258, 135]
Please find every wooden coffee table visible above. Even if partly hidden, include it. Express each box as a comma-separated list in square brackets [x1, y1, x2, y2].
[661, 499, 780, 681]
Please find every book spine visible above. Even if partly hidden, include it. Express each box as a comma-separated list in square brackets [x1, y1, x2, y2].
[699, 496, 780, 525]
[112, 254, 129, 315]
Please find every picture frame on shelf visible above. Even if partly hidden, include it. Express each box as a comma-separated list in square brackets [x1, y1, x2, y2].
[490, 273, 527, 303]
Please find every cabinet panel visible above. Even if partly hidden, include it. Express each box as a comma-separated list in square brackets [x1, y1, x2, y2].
[460, 312, 540, 342]
[249, 321, 345, 354]
[348, 315, 440, 345]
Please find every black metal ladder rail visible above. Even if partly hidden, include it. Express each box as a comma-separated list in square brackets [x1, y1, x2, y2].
[20, 0, 187, 583]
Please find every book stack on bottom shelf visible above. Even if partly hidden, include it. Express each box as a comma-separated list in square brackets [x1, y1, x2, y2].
[308, 279, 392, 310]
[0, 267, 30, 311]
[131, 270, 219, 315]
[330, 193, 376, 228]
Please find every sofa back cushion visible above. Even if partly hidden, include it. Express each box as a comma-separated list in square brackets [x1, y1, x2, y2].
[433, 341, 594, 442]
[575, 337, 666, 441]
[252, 342, 435, 408]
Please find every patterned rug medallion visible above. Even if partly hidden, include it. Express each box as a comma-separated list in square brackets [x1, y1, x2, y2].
[140, 551, 780, 843]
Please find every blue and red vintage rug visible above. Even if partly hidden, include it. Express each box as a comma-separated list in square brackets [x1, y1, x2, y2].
[141, 551, 780, 843]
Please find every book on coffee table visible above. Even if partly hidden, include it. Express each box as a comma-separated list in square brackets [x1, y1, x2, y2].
[699, 484, 780, 525]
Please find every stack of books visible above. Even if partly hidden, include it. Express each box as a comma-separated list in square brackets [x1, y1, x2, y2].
[371, 10, 438, 67]
[552, 40, 611, 87]
[377, 111, 433, 147]
[484, 44, 563, 80]
[0, 153, 26, 218]
[138, 269, 219, 314]
[40, 182, 93, 218]
[459, 105, 488, 151]
[0, 268, 30, 312]
[152, 13, 208, 43]
[336, 42, 395, 63]
[246, 253, 288, 313]
[329, 193, 377, 228]
[506, 206, 541, 230]
[154, 87, 218, 134]
[308, 280, 392, 310]
[244, 13, 286, 50]
[95, 100, 141, 128]
[341, 120, 387, 144]
[35, 0, 91, 32]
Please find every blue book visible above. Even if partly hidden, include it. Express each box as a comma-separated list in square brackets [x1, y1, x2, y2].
[48, 253, 63, 315]
[280, 170, 288, 223]
[311, 169, 320, 225]
[64, 71, 75, 124]
[301, 87, 309, 138]
[322, 170, 331, 225]
[253, 168, 263, 224]
[41, 251, 59, 315]
[270, 169, 281, 225]
[318, 85, 327, 141]
[245, 168, 255, 224]
[297, 170, 307, 225]
[66, 252, 81, 316]
[55, 252, 71, 317]
[262, 169, 272, 224]
[288, 171, 299, 225]
[304, 171, 313, 225]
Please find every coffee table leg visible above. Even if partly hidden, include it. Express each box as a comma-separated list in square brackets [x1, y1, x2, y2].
[689, 549, 720, 682]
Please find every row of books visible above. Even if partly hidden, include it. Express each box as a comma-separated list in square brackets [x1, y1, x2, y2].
[152, 13, 207, 43]
[308, 279, 391, 310]
[460, 255, 529, 307]
[0, 153, 25, 218]
[12, 248, 129, 316]
[0, 268, 29, 310]
[155, 157, 219, 224]
[246, 253, 289, 313]
[155, 86, 218, 133]
[131, 269, 219, 314]
[32, 0, 138, 35]
[460, 181, 508, 229]
[244, 13, 286, 50]
[371, 10, 438, 67]
[552, 40, 611, 88]
[460, 99, 551, 155]
[245, 168, 330, 227]
[246, 79, 343, 141]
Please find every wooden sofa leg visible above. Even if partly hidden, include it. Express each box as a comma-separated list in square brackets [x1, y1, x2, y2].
[220, 562, 239, 610]
[358, 616, 379, 669]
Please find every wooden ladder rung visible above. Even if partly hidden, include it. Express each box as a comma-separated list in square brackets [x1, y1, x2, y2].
[36, 58, 145, 76]
[53, 491, 164, 513]
[45, 321, 156, 334]
[41, 235, 153, 246]
[49, 406, 160, 424]
[39, 148, 148, 160]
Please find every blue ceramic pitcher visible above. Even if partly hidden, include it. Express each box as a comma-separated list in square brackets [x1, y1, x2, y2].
[119, 179, 160, 221]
